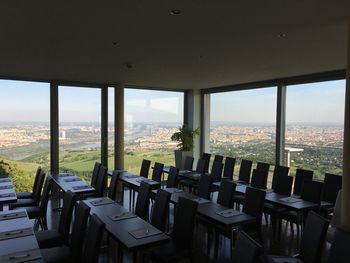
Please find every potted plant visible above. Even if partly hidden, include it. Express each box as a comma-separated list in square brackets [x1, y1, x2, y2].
[171, 125, 200, 169]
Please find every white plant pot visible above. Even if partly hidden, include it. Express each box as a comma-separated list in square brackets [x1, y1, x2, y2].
[174, 150, 193, 170]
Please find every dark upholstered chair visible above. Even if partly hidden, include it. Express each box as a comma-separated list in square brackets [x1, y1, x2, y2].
[213, 154, 223, 164]
[250, 169, 268, 189]
[140, 159, 151, 178]
[108, 170, 120, 201]
[256, 162, 270, 174]
[135, 181, 151, 220]
[320, 173, 342, 216]
[151, 189, 171, 232]
[21, 177, 52, 230]
[40, 201, 91, 262]
[35, 190, 77, 249]
[217, 180, 236, 208]
[211, 161, 224, 183]
[16, 166, 42, 199]
[183, 156, 194, 171]
[10, 169, 46, 208]
[202, 152, 212, 173]
[327, 228, 350, 263]
[223, 157, 235, 180]
[178, 159, 207, 192]
[237, 159, 252, 184]
[293, 168, 313, 196]
[90, 162, 101, 188]
[271, 165, 289, 190]
[197, 174, 212, 200]
[166, 166, 179, 188]
[265, 211, 329, 263]
[152, 162, 164, 182]
[149, 197, 198, 262]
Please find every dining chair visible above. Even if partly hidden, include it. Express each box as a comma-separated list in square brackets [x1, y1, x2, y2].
[140, 159, 151, 178]
[223, 157, 236, 180]
[320, 173, 342, 216]
[35, 190, 77, 248]
[151, 189, 171, 232]
[231, 231, 263, 263]
[149, 197, 198, 262]
[327, 227, 350, 263]
[40, 201, 91, 262]
[256, 162, 270, 174]
[183, 156, 194, 171]
[152, 162, 164, 183]
[16, 166, 42, 199]
[197, 174, 212, 200]
[213, 154, 223, 164]
[90, 162, 102, 188]
[271, 165, 289, 190]
[237, 159, 253, 184]
[293, 168, 313, 196]
[108, 170, 120, 201]
[217, 180, 236, 208]
[135, 181, 151, 220]
[202, 152, 211, 173]
[166, 166, 179, 188]
[250, 169, 268, 189]
[211, 161, 224, 183]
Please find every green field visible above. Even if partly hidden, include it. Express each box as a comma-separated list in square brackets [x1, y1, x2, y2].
[1, 148, 175, 192]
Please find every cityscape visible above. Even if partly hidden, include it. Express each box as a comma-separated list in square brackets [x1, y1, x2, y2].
[0, 121, 344, 190]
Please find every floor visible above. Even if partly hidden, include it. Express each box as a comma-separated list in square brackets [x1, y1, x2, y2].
[43, 189, 331, 263]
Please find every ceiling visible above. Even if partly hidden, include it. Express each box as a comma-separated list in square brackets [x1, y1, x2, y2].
[0, 1, 349, 90]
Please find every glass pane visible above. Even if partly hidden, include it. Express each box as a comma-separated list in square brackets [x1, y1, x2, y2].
[124, 88, 184, 175]
[285, 80, 345, 179]
[59, 86, 101, 180]
[210, 87, 277, 176]
[108, 87, 115, 169]
[0, 80, 50, 192]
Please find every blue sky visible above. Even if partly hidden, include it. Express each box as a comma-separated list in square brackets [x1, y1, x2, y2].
[0, 79, 346, 124]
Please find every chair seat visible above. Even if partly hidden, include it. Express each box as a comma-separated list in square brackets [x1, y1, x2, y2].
[24, 206, 41, 219]
[149, 241, 191, 263]
[16, 192, 34, 199]
[35, 230, 63, 249]
[178, 179, 198, 187]
[10, 198, 37, 209]
[233, 194, 245, 204]
[41, 246, 71, 263]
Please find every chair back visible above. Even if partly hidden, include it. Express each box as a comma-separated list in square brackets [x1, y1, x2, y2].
[39, 177, 52, 217]
[140, 159, 151, 178]
[300, 211, 329, 263]
[301, 180, 323, 204]
[327, 228, 350, 263]
[202, 152, 211, 173]
[217, 180, 236, 208]
[223, 157, 235, 180]
[243, 187, 266, 224]
[213, 155, 223, 164]
[151, 189, 171, 232]
[238, 159, 252, 184]
[323, 173, 342, 204]
[32, 167, 42, 194]
[271, 165, 289, 189]
[70, 201, 91, 261]
[82, 214, 105, 263]
[135, 181, 151, 220]
[173, 197, 198, 249]
[152, 162, 164, 182]
[33, 169, 46, 204]
[274, 175, 293, 196]
[183, 156, 194, 171]
[91, 162, 101, 188]
[95, 165, 108, 197]
[256, 162, 270, 174]
[211, 161, 223, 182]
[58, 190, 77, 245]
[196, 159, 207, 175]
[166, 166, 179, 188]
[250, 169, 268, 189]
[232, 231, 262, 263]
[197, 175, 212, 200]
[108, 170, 120, 201]
[294, 168, 313, 195]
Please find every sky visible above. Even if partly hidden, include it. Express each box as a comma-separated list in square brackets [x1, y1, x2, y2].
[0, 79, 346, 124]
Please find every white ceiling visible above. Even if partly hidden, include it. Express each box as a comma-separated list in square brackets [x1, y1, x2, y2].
[0, 1, 349, 90]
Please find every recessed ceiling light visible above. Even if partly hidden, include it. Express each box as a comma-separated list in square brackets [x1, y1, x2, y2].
[112, 41, 119, 46]
[170, 9, 181, 15]
[277, 33, 287, 38]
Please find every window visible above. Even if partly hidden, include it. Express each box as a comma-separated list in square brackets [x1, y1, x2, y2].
[108, 87, 115, 169]
[124, 88, 184, 174]
[0, 80, 50, 192]
[285, 80, 345, 179]
[58, 86, 101, 180]
[210, 87, 277, 174]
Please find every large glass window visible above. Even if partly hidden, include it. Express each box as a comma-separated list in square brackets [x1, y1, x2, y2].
[108, 87, 115, 169]
[210, 87, 277, 174]
[0, 80, 50, 192]
[285, 80, 345, 179]
[124, 88, 184, 174]
[58, 86, 101, 180]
